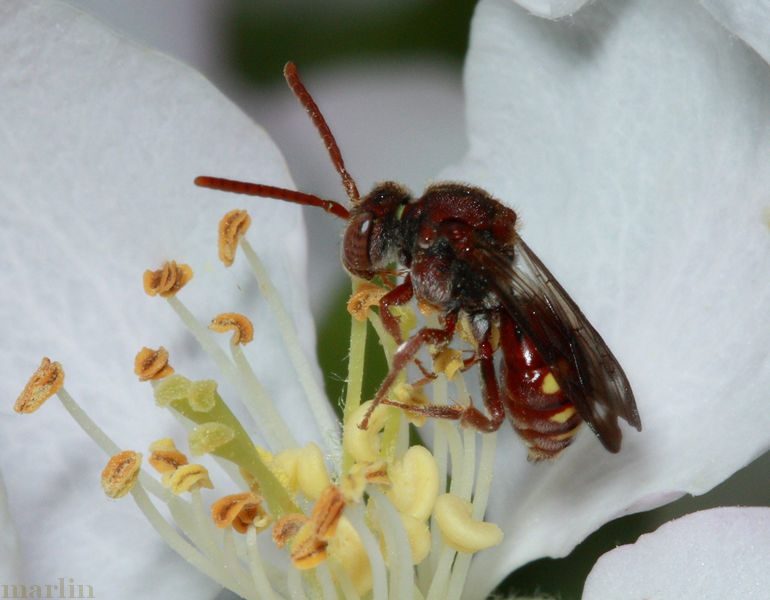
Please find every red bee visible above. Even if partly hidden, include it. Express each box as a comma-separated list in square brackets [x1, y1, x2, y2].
[196, 62, 641, 460]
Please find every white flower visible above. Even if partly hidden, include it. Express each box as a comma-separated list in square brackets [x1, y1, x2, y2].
[449, 1, 770, 597]
[2, 1, 769, 599]
[583, 506, 770, 599]
[1, 1, 318, 596]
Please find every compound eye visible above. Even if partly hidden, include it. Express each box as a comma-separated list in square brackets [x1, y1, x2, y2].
[342, 211, 374, 279]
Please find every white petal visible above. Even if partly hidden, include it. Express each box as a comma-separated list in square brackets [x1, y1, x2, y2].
[583, 507, 770, 599]
[0, 477, 21, 582]
[444, 1, 770, 597]
[700, 1, 770, 66]
[511, 0, 592, 19]
[0, 0, 324, 596]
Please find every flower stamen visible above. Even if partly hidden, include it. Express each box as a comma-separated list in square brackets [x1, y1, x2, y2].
[210, 312, 254, 345]
[273, 485, 348, 571]
[134, 346, 174, 381]
[14, 357, 64, 414]
[101, 450, 142, 499]
[148, 438, 188, 473]
[218, 209, 251, 267]
[347, 282, 386, 321]
[433, 493, 503, 554]
[164, 464, 214, 494]
[143, 260, 193, 297]
[211, 492, 270, 534]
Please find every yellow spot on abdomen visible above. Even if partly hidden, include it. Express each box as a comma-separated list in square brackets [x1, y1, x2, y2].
[549, 405, 576, 424]
[552, 427, 580, 441]
[541, 372, 561, 395]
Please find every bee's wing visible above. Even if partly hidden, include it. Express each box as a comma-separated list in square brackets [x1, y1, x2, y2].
[474, 235, 641, 452]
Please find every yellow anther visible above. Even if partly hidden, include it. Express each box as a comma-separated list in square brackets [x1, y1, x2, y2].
[148, 438, 188, 473]
[187, 379, 217, 412]
[288, 520, 328, 569]
[142, 260, 193, 297]
[260, 443, 330, 499]
[148, 438, 178, 452]
[347, 282, 386, 321]
[400, 513, 431, 564]
[341, 460, 389, 502]
[311, 485, 346, 542]
[188, 422, 234, 456]
[14, 358, 64, 414]
[134, 346, 174, 381]
[360, 460, 389, 486]
[433, 493, 503, 554]
[390, 305, 417, 340]
[370, 504, 431, 566]
[271, 447, 301, 494]
[391, 383, 430, 426]
[432, 348, 464, 382]
[153, 373, 191, 407]
[385, 445, 439, 521]
[163, 463, 214, 494]
[541, 372, 561, 395]
[343, 400, 390, 463]
[211, 492, 268, 534]
[327, 516, 372, 595]
[340, 466, 370, 503]
[456, 314, 500, 352]
[296, 442, 331, 501]
[272, 513, 309, 549]
[272, 485, 347, 570]
[209, 312, 254, 345]
[218, 209, 251, 267]
[456, 314, 476, 348]
[101, 450, 142, 499]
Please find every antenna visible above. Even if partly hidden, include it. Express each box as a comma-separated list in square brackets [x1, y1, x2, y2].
[195, 61, 358, 220]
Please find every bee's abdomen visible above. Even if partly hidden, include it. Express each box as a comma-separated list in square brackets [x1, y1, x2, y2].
[500, 320, 583, 461]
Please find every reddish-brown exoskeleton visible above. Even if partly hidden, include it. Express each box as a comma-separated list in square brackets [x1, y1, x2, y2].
[196, 62, 641, 460]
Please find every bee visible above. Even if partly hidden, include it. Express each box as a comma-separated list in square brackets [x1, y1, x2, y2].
[196, 62, 641, 460]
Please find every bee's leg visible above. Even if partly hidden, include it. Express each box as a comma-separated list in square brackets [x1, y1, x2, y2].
[410, 357, 438, 387]
[457, 339, 505, 433]
[378, 275, 414, 343]
[358, 311, 458, 429]
[361, 328, 506, 434]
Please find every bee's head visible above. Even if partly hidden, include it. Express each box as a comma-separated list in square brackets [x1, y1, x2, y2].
[341, 182, 411, 279]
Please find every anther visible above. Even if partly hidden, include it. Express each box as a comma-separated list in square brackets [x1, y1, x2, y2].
[385, 445, 438, 521]
[311, 485, 346, 542]
[391, 383, 431, 426]
[272, 485, 348, 570]
[272, 514, 309, 549]
[347, 282, 386, 321]
[164, 464, 214, 494]
[101, 450, 142, 499]
[134, 346, 174, 381]
[210, 312, 254, 345]
[433, 493, 503, 553]
[14, 357, 64, 414]
[344, 401, 389, 463]
[148, 438, 188, 473]
[432, 348, 464, 382]
[211, 492, 269, 533]
[218, 209, 251, 266]
[142, 260, 193, 297]
[340, 460, 389, 502]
